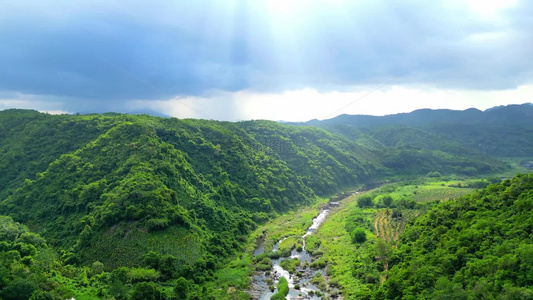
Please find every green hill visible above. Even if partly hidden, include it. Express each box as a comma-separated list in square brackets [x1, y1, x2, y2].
[0, 109, 517, 299]
[0, 110, 388, 276]
[300, 103, 533, 157]
[378, 173, 533, 299]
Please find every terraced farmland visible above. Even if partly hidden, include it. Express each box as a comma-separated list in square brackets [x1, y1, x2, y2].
[374, 209, 419, 242]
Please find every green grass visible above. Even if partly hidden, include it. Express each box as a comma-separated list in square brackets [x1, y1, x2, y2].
[280, 258, 300, 274]
[313, 193, 374, 298]
[249, 197, 329, 253]
[278, 236, 302, 256]
[375, 180, 474, 203]
[203, 255, 253, 299]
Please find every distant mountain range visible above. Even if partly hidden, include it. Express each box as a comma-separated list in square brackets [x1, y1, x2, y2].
[300, 103, 533, 127]
[293, 103, 533, 157]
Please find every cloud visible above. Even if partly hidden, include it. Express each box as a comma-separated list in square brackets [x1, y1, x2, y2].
[0, 0, 531, 117]
[128, 83, 533, 122]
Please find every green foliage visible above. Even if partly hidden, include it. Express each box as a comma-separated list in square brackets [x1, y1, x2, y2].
[130, 282, 168, 300]
[310, 257, 327, 269]
[311, 104, 533, 158]
[279, 258, 300, 274]
[1, 278, 38, 300]
[277, 236, 301, 257]
[311, 272, 327, 291]
[427, 171, 442, 177]
[351, 227, 367, 243]
[304, 235, 321, 256]
[270, 277, 289, 300]
[357, 195, 374, 208]
[0, 216, 85, 299]
[126, 267, 160, 283]
[255, 257, 272, 271]
[381, 195, 394, 207]
[378, 174, 533, 299]
[174, 277, 189, 299]
[0, 110, 521, 299]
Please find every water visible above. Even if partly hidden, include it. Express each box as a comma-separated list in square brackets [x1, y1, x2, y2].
[250, 208, 331, 300]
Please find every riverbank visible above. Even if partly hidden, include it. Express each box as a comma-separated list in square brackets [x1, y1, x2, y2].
[249, 207, 332, 299]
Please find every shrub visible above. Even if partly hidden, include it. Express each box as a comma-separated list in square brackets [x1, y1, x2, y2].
[1, 278, 38, 300]
[357, 195, 374, 208]
[270, 277, 289, 300]
[131, 282, 167, 300]
[427, 171, 442, 177]
[174, 277, 189, 299]
[351, 227, 367, 243]
[382, 195, 394, 207]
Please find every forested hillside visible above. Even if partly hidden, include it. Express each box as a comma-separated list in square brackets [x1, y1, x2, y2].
[0, 110, 379, 268]
[0, 109, 518, 299]
[378, 173, 533, 299]
[302, 103, 533, 157]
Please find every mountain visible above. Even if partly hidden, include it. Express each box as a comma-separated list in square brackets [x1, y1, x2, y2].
[0, 110, 392, 271]
[296, 103, 533, 157]
[0, 109, 515, 299]
[378, 173, 533, 299]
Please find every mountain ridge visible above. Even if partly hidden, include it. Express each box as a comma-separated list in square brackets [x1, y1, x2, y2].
[0, 108, 525, 299]
[293, 103, 533, 157]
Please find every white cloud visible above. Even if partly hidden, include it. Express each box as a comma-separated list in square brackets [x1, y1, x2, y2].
[128, 84, 533, 122]
[467, 0, 517, 16]
[39, 110, 71, 115]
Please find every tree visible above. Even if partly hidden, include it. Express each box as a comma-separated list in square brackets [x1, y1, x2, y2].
[131, 282, 167, 300]
[358, 195, 373, 208]
[91, 261, 104, 275]
[1, 278, 38, 300]
[427, 171, 442, 178]
[375, 239, 392, 271]
[174, 277, 189, 299]
[108, 279, 128, 300]
[352, 228, 367, 243]
[382, 195, 393, 207]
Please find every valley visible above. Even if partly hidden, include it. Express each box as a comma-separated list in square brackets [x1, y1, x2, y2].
[2, 1, 533, 298]
[0, 106, 532, 299]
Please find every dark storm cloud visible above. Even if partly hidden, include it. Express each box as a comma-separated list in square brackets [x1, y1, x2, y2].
[0, 0, 531, 112]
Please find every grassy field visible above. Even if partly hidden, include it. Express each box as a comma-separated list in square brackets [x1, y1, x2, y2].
[313, 192, 377, 298]
[374, 179, 476, 202]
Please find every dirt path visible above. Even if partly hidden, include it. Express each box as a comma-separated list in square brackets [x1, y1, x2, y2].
[374, 215, 380, 238]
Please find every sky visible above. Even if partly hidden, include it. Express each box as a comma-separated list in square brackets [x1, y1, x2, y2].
[0, 0, 531, 121]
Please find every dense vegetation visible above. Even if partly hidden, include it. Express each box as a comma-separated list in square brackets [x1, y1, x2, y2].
[1, 110, 379, 298]
[378, 173, 533, 299]
[0, 216, 78, 300]
[302, 103, 533, 158]
[308, 174, 532, 299]
[0, 107, 528, 298]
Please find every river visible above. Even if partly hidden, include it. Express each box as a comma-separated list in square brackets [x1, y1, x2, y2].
[249, 207, 332, 300]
